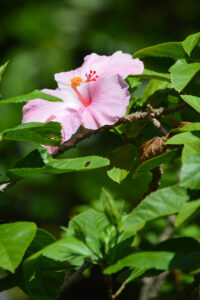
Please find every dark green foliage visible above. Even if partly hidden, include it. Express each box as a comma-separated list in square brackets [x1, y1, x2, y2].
[1, 31, 200, 300]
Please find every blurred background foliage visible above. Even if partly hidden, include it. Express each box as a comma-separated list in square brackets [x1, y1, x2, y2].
[1, 0, 200, 299]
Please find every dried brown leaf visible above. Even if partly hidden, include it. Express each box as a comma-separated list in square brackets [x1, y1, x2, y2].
[139, 135, 169, 164]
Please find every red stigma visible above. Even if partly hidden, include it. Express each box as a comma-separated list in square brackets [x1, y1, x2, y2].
[85, 70, 99, 83]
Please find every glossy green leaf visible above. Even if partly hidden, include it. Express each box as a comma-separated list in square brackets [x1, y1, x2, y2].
[25, 229, 56, 258]
[23, 236, 93, 300]
[106, 231, 135, 266]
[182, 32, 200, 56]
[67, 209, 109, 259]
[48, 155, 110, 173]
[175, 199, 200, 227]
[142, 79, 170, 104]
[0, 229, 56, 294]
[133, 150, 178, 179]
[133, 42, 185, 60]
[166, 132, 200, 145]
[107, 168, 129, 184]
[172, 122, 200, 132]
[122, 186, 188, 232]
[124, 267, 148, 283]
[0, 122, 62, 146]
[126, 77, 141, 89]
[105, 251, 179, 274]
[25, 236, 93, 267]
[8, 149, 110, 178]
[170, 59, 200, 92]
[0, 222, 36, 273]
[101, 188, 120, 225]
[0, 61, 9, 83]
[181, 95, 200, 113]
[0, 89, 63, 109]
[105, 237, 200, 275]
[132, 68, 171, 82]
[107, 144, 138, 183]
[180, 143, 200, 190]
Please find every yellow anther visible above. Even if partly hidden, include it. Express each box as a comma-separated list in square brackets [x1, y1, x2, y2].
[70, 76, 83, 88]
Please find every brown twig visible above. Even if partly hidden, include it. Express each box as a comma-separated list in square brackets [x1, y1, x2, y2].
[0, 105, 185, 192]
[112, 282, 126, 299]
[62, 260, 91, 291]
[52, 105, 183, 157]
[147, 105, 168, 135]
[104, 275, 113, 300]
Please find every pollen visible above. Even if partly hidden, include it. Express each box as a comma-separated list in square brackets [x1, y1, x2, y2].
[70, 76, 83, 88]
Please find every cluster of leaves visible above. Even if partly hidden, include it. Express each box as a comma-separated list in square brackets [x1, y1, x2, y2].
[1, 32, 200, 299]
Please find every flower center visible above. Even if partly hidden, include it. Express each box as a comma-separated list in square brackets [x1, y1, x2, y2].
[70, 70, 98, 107]
[70, 76, 83, 88]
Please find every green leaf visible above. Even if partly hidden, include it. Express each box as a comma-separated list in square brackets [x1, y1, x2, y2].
[105, 237, 200, 275]
[25, 236, 93, 267]
[104, 251, 179, 275]
[107, 168, 129, 184]
[133, 42, 185, 60]
[170, 59, 200, 92]
[0, 122, 62, 146]
[8, 149, 110, 178]
[0, 61, 9, 83]
[67, 209, 109, 259]
[173, 122, 200, 132]
[125, 267, 148, 283]
[0, 229, 56, 293]
[106, 231, 135, 266]
[133, 150, 178, 179]
[126, 77, 141, 89]
[166, 132, 200, 145]
[122, 186, 189, 232]
[132, 68, 171, 82]
[23, 236, 93, 300]
[175, 199, 200, 227]
[142, 79, 170, 105]
[0, 222, 36, 273]
[107, 144, 138, 183]
[180, 143, 200, 190]
[48, 155, 110, 173]
[181, 95, 200, 113]
[25, 229, 56, 258]
[101, 188, 120, 225]
[182, 32, 200, 56]
[0, 89, 63, 109]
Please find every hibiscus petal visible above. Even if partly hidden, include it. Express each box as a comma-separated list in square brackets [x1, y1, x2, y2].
[81, 74, 130, 129]
[54, 51, 144, 89]
[22, 88, 82, 150]
[54, 67, 82, 89]
[43, 110, 82, 154]
[82, 51, 144, 79]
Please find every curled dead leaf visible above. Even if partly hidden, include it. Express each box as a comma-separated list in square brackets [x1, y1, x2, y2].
[139, 135, 169, 164]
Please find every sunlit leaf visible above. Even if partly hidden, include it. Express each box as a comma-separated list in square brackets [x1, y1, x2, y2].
[0, 222, 36, 273]
[0, 122, 62, 146]
[0, 89, 63, 109]
[122, 186, 188, 232]
[170, 59, 200, 92]
[175, 199, 200, 227]
[182, 32, 200, 56]
[181, 95, 200, 113]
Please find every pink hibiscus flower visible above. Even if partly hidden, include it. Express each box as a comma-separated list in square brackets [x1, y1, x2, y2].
[22, 51, 144, 152]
